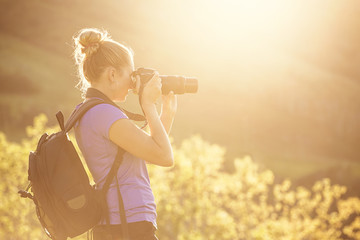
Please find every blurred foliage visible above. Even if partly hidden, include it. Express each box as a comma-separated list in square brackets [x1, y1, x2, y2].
[1, 115, 359, 239]
[149, 137, 360, 240]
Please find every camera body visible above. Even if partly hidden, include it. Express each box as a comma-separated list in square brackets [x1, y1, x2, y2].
[131, 68, 198, 95]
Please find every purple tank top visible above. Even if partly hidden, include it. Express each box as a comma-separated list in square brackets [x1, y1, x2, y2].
[74, 103, 157, 227]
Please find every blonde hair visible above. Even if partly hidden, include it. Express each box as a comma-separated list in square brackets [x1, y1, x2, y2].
[73, 28, 134, 96]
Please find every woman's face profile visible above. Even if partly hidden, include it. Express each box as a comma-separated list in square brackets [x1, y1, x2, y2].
[113, 66, 134, 102]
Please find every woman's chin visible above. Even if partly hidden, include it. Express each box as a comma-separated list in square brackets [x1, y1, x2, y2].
[114, 98, 125, 103]
[115, 94, 127, 102]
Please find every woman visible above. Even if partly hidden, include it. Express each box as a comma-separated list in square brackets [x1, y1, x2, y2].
[73, 28, 176, 240]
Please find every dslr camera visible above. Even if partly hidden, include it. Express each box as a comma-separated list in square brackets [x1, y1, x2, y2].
[131, 68, 198, 95]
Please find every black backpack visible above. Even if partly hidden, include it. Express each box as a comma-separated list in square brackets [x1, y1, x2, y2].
[18, 90, 144, 240]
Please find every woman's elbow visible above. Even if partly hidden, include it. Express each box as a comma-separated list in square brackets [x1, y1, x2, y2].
[148, 146, 174, 167]
[165, 156, 174, 167]
[159, 152, 174, 167]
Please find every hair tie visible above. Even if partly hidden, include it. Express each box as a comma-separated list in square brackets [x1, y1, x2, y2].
[82, 42, 99, 55]
[84, 42, 99, 50]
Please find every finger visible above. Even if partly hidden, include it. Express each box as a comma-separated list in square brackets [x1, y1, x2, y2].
[162, 91, 173, 102]
[166, 91, 175, 100]
[149, 71, 159, 84]
[153, 75, 162, 91]
[135, 75, 141, 93]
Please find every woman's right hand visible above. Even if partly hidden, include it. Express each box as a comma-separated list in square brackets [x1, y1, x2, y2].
[110, 71, 174, 167]
[139, 72, 162, 107]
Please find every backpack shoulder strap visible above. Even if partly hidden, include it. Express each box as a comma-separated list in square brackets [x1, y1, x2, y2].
[67, 90, 130, 239]
[64, 98, 105, 133]
[101, 147, 129, 239]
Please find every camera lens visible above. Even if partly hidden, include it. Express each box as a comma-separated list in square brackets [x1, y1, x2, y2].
[133, 68, 198, 95]
[184, 77, 198, 94]
[160, 76, 198, 95]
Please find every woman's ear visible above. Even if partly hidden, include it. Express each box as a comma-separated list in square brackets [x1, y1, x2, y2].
[105, 66, 117, 83]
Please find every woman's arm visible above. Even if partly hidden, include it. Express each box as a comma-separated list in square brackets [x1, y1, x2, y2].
[109, 72, 174, 167]
[160, 91, 177, 134]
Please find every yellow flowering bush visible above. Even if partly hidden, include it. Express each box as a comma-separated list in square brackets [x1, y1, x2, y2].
[150, 136, 360, 240]
[1, 116, 359, 239]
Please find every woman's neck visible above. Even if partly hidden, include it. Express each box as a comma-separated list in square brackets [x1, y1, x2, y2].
[90, 82, 114, 100]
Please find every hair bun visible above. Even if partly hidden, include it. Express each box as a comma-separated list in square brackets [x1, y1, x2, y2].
[74, 28, 109, 58]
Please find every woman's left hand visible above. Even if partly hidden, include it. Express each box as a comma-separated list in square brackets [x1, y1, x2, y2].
[161, 91, 177, 117]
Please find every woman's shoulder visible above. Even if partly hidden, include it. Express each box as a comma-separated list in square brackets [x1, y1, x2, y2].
[80, 103, 129, 138]
[82, 103, 128, 129]
[88, 103, 128, 119]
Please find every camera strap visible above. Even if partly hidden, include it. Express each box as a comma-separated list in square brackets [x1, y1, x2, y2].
[85, 88, 146, 122]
